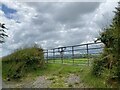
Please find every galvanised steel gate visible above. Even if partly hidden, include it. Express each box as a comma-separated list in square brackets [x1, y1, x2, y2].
[44, 42, 104, 65]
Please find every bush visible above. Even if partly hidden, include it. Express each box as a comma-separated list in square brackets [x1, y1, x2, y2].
[2, 47, 45, 80]
[91, 57, 104, 77]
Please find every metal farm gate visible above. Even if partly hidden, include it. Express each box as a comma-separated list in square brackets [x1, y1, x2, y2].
[43, 42, 104, 65]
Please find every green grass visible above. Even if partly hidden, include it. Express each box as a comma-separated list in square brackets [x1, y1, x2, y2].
[29, 63, 84, 88]
[47, 58, 91, 65]
[3, 62, 120, 88]
[29, 63, 83, 77]
[2, 55, 120, 88]
[26, 63, 115, 88]
[79, 66, 108, 88]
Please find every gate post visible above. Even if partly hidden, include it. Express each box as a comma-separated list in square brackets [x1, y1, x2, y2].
[53, 49, 55, 63]
[86, 44, 89, 66]
[72, 46, 74, 64]
[61, 48, 63, 64]
[47, 50, 48, 63]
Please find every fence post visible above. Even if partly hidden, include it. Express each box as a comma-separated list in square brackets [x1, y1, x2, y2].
[72, 46, 74, 64]
[59, 48, 64, 64]
[61, 49, 63, 64]
[86, 44, 89, 66]
[53, 49, 55, 63]
[47, 50, 48, 63]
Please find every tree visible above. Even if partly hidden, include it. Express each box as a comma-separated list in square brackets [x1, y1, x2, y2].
[0, 23, 8, 43]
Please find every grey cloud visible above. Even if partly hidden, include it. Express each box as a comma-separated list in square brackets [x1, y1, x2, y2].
[54, 2, 100, 23]
[1, 2, 117, 57]
[27, 2, 100, 25]
[26, 2, 57, 14]
[94, 12, 115, 29]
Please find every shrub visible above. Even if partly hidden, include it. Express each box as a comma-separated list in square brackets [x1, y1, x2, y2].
[2, 47, 44, 80]
[91, 57, 104, 77]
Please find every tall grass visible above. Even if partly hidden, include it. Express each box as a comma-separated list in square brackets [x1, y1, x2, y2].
[2, 46, 44, 80]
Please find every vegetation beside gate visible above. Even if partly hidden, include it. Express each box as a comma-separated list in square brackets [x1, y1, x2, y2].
[92, 2, 120, 86]
[2, 46, 44, 80]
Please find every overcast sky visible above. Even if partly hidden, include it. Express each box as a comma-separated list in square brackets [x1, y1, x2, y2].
[0, 1, 118, 57]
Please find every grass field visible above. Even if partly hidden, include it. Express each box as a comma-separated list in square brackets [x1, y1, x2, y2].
[46, 58, 92, 65]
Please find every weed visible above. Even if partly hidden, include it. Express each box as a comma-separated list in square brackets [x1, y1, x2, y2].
[52, 80, 56, 83]
[75, 82, 79, 85]
[68, 84, 73, 87]
[47, 77, 55, 80]
[58, 74, 63, 78]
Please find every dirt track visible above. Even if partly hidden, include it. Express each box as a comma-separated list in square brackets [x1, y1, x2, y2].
[2, 74, 88, 88]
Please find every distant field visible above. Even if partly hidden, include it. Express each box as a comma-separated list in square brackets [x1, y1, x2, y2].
[45, 58, 92, 65]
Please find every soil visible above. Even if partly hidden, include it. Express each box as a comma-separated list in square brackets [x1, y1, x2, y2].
[3, 74, 87, 88]
[65, 74, 88, 88]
